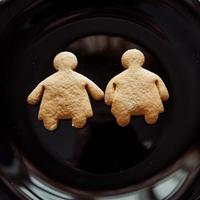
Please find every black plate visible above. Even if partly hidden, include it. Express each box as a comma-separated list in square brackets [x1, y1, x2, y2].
[1, 0, 200, 192]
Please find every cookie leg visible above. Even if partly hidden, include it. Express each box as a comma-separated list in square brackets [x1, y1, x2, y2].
[43, 118, 58, 131]
[116, 112, 131, 127]
[111, 102, 131, 126]
[72, 115, 87, 128]
[144, 112, 159, 124]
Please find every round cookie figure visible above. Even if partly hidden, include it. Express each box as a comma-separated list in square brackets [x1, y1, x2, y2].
[27, 52, 104, 130]
[105, 49, 169, 126]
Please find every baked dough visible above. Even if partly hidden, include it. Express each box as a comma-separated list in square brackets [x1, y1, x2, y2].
[27, 52, 104, 130]
[105, 49, 169, 126]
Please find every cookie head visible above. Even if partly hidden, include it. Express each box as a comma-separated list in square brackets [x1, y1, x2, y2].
[53, 52, 78, 71]
[121, 49, 145, 69]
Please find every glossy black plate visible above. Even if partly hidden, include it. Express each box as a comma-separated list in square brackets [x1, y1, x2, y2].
[0, 0, 200, 197]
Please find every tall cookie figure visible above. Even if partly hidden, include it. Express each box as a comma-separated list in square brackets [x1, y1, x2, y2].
[28, 52, 104, 130]
[105, 49, 169, 126]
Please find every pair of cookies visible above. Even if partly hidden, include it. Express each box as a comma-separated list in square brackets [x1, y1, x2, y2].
[27, 49, 169, 130]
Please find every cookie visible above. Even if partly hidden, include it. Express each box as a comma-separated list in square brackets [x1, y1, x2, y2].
[105, 49, 169, 126]
[27, 51, 104, 130]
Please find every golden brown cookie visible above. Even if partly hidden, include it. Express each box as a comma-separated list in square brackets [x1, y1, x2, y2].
[105, 49, 169, 126]
[27, 52, 104, 130]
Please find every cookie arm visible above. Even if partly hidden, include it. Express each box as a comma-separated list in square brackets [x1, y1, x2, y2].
[105, 79, 116, 106]
[155, 77, 169, 101]
[86, 79, 104, 101]
[27, 83, 44, 105]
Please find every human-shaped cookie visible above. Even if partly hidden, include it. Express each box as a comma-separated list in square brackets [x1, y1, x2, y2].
[27, 52, 104, 130]
[105, 49, 169, 126]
